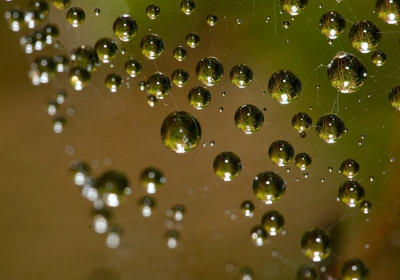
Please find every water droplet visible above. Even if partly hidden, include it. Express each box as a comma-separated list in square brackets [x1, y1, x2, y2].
[206, 14, 218, 26]
[94, 37, 117, 63]
[253, 171, 285, 204]
[294, 152, 312, 170]
[389, 85, 400, 111]
[70, 161, 90, 186]
[180, 0, 196, 15]
[91, 206, 112, 233]
[240, 200, 254, 217]
[268, 140, 294, 166]
[229, 64, 253, 88]
[281, 0, 308, 16]
[296, 264, 319, 280]
[261, 210, 284, 236]
[124, 58, 142, 77]
[268, 69, 301, 104]
[236, 18, 242, 24]
[301, 228, 333, 262]
[187, 86, 211, 110]
[210, 140, 215, 147]
[96, 170, 131, 207]
[358, 140, 363, 145]
[318, 3, 322, 8]
[213, 151, 242, 181]
[218, 107, 224, 112]
[29, 55, 56, 85]
[372, 50, 387, 66]
[341, 258, 369, 279]
[338, 180, 365, 207]
[113, 14, 138, 41]
[241, 267, 253, 280]
[146, 95, 157, 107]
[5, 9, 25, 32]
[359, 199, 372, 214]
[140, 34, 164, 59]
[349, 20, 381, 53]
[68, 67, 91, 90]
[316, 113, 346, 143]
[140, 167, 165, 194]
[41, 23, 59, 44]
[369, 175, 374, 182]
[47, 99, 59, 115]
[250, 225, 268, 246]
[105, 73, 122, 92]
[70, 45, 99, 73]
[146, 4, 160, 19]
[234, 104, 264, 134]
[165, 230, 179, 248]
[376, 0, 400, 24]
[173, 46, 187, 61]
[292, 112, 312, 135]
[52, 0, 71, 10]
[171, 205, 185, 221]
[286, 167, 290, 173]
[138, 80, 146, 91]
[172, 68, 190, 87]
[186, 32, 200, 48]
[66, 7, 85, 27]
[93, 7, 100, 16]
[145, 72, 171, 99]
[53, 55, 69, 73]
[319, 11, 346, 40]
[195, 56, 224, 86]
[140, 196, 156, 217]
[340, 159, 360, 179]
[390, 156, 396, 162]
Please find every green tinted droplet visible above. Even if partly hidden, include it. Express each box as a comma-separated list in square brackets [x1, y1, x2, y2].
[146, 72, 171, 99]
[376, 0, 400, 24]
[328, 52, 367, 93]
[349, 20, 381, 53]
[319, 11, 346, 39]
[124, 58, 142, 77]
[359, 199, 372, 214]
[42, 23, 60, 44]
[283, 20, 290, 28]
[316, 113, 346, 143]
[66, 7, 85, 27]
[140, 167, 166, 194]
[234, 104, 264, 134]
[173, 46, 187, 61]
[5, 9, 25, 32]
[70, 161, 90, 186]
[301, 228, 333, 262]
[52, 115, 66, 133]
[28, 0, 49, 16]
[161, 111, 202, 153]
[372, 50, 387, 66]
[52, 0, 71, 10]
[341, 258, 369, 280]
[186, 32, 200, 48]
[96, 170, 131, 207]
[146, 4, 160, 19]
[140, 34, 164, 59]
[195, 56, 224, 86]
[340, 159, 360, 179]
[213, 151, 242, 181]
[229, 64, 253, 88]
[250, 225, 268, 246]
[292, 112, 312, 134]
[139, 196, 156, 217]
[147, 95, 157, 107]
[181, 0, 196, 15]
[31, 30, 47, 51]
[206, 14, 218, 26]
[338, 180, 365, 207]
[171, 68, 189, 87]
[240, 200, 255, 217]
[295, 264, 319, 280]
[70, 45, 100, 73]
[268, 140, 294, 166]
[20, 35, 36, 54]
[93, 7, 100, 16]
[29, 55, 56, 85]
[294, 153, 312, 170]
[389, 85, 400, 110]
[253, 171, 286, 204]
[94, 37, 118, 63]
[261, 210, 285, 236]
[113, 14, 138, 42]
[188, 85, 211, 109]
[68, 66, 91, 90]
[24, 10, 44, 29]
[281, 0, 308, 16]
[268, 69, 301, 104]
[105, 73, 122, 92]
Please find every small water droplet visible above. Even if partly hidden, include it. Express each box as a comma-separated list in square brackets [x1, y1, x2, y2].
[218, 107, 224, 112]
[236, 19, 242, 24]
[328, 166, 333, 172]
[358, 140, 363, 145]
[94, 7, 100, 16]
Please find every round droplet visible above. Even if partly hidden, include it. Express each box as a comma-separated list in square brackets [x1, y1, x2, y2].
[170, 204, 185, 221]
[66, 7, 85, 27]
[5, 9, 25, 32]
[195, 56, 224, 86]
[113, 14, 138, 42]
[340, 159, 360, 179]
[147, 95, 157, 107]
[52, 0, 71, 10]
[359, 199, 372, 214]
[292, 112, 312, 134]
[301, 228, 333, 262]
[376, 0, 400, 24]
[94, 37, 118, 63]
[68, 67, 91, 90]
[24, 10, 43, 29]
[268, 69, 302, 104]
[171, 68, 190, 87]
[173, 46, 187, 61]
[349, 20, 381, 53]
[372, 50, 387, 66]
[218, 107, 224, 112]
[253, 171, 286, 204]
[140, 34, 164, 59]
[28, 1, 49, 16]
[181, 0, 196, 15]
[213, 151, 242, 181]
[91, 206, 112, 233]
[233, 104, 264, 134]
[96, 170, 131, 207]
[328, 52, 367, 93]
[229, 64, 253, 88]
[294, 153, 312, 170]
[295, 264, 319, 280]
[29, 55, 56, 85]
[53, 55, 69, 73]
[319, 11, 346, 39]
[281, 0, 308, 16]
[93, 7, 100, 16]
[283, 20, 290, 28]
[165, 230, 179, 248]
[20, 35, 36, 54]
[186, 32, 200, 48]
[70, 45, 99, 73]
[161, 111, 202, 153]
[341, 258, 369, 280]
[47, 98, 59, 116]
[261, 210, 285, 236]
[250, 225, 268, 246]
[52, 115, 66, 133]
[69, 161, 90, 186]
[389, 85, 400, 110]
[124, 58, 142, 77]
[56, 89, 67, 104]
[240, 200, 254, 217]
[268, 140, 294, 166]
[139, 196, 156, 217]
[146, 4, 160, 19]
[146, 72, 171, 99]
[188, 85, 211, 109]
[338, 180, 365, 207]
[140, 167, 166, 194]
[206, 14, 218, 26]
[316, 113, 346, 143]
[105, 73, 122, 92]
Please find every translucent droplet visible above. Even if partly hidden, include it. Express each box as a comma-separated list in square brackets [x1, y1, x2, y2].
[268, 69, 301, 104]
[70, 45, 99, 73]
[53, 55, 69, 73]
[241, 267, 253, 280]
[218, 107, 224, 112]
[268, 140, 294, 166]
[105, 73, 122, 92]
[140, 34, 164, 59]
[147, 95, 157, 107]
[68, 67, 91, 90]
[66, 7, 85, 27]
[139, 196, 156, 217]
[70, 161, 90, 186]
[93, 7, 100, 16]
[146, 4, 160, 19]
[234, 104, 264, 134]
[294, 153, 312, 170]
[229, 64, 253, 88]
[24, 10, 43, 29]
[165, 230, 179, 248]
[96, 170, 131, 207]
[319, 11, 346, 39]
[360, 133, 366, 139]
[240, 200, 255, 217]
[340, 159, 360, 179]
[186, 32, 200, 48]
[139, 81, 146, 91]
[292, 112, 312, 134]
[55, 89, 67, 104]
[327, 52, 367, 93]
[372, 50, 387, 66]
[283, 20, 290, 29]
[29, 55, 56, 85]
[295, 264, 319, 280]
[181, 0, 196, 15]
[52, 115, 66, 133]
[161, 111, 202, 153]
[47, 99, 59, 116]
[206, 14, 218, 26]
[261, 210, 284, 236]
[221, 91, 226, 96]
[389, 85, 400, 110]
[213, 151, 242, 181]
[328, 166, 333, 172]
[281, 0, 308, 16]
[94, 37, 118, 63]
[358, 140, 363, 145]
[140, 167, 166, 194]
[91, 206, 112, 233]
[170, 205, 185, 221]
[286, 167, 290, 173]
[171, 68, 189, 87]
[341, 258, 369, 280]
[376, 0, 400, 24]
[146, 72, 171, 99]
[349, 20, 381, 53]
[301, 228, 333, 262]
[173, 46, 187, 61]
[359, 199, 372, 214]
[195, 56, 224, 86]
[113, 14, 138, 42]
[52, 0, 71, 10]
[106, 226, 121, 248]
[338, 180, 365, 207]
[369, 175, 374, 182]
[316, 113, 346, 143]
[318, 3, 322, 8]
[188, 85, 211, 110]
[253, 171, 286, 204]
[250, 225, 268, 246]
[5, 9, 25, 32]
[125, 58, 142, 77]
[210, 140, 215, 147]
